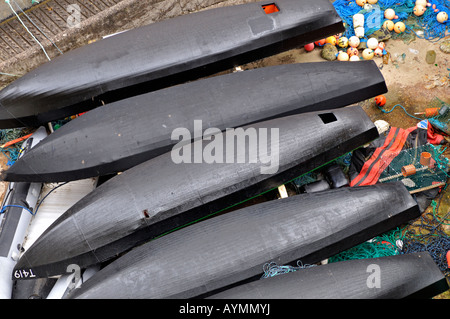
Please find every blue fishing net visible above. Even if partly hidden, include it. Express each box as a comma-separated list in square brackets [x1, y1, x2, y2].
[428, 100, 450, 135]
[332, 0, 449, 40]
[0, 128, 27, 166]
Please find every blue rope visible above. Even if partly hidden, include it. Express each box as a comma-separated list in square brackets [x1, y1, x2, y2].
[401, 189, 450, 275]
[0, 182, 70, 217]
[332, 0, 449, 40]
[378, 104, 427, 121]
[0, 204, 35, 216]
[402, 236, 450, 273]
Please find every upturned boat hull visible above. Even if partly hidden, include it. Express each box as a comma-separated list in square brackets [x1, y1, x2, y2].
[0, 0, 344, 128]
[13, 105, 379, 279]
[0, 127, 47, 298]
[11, 278, 58, 299]
[2, 61, 387, 183]
[67, 182, 420, 299]
[207, 252, 449, 299]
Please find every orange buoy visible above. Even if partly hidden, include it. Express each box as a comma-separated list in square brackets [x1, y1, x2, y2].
[325, 36, 337, 46]
[394, 22, 406, 33]
[414, 107, 439, 117]
[401, 164, 416, 177]
[375, 95, 386, 107]
[304, 43, 315, 52]
[383, 20, 395, 31]
[447, 250, 450, 268]
[420, 152, 432, 167]
[425, 107, 439, 117]
[347, 47, 359, 57]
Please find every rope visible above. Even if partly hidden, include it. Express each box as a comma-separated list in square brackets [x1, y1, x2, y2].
[261, 260, 316, 278]
[430, 144, 450, 177]
[0, 204, 35, 216]
[328, 228, 404, 263]
[378, 104, 432, 121]
[0, 182, 70, 218]
[0, 72, 19, 77]
[5, 0, 51, 61]
[0, 128, 29, 165]
[332, 0, 449, 40]
[401, 185, 450, 275]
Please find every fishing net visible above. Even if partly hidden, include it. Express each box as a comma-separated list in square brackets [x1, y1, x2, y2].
[412, 0, 450, 41]
[0, 128, 28, 166]
[332, 0, 450, 40]
[401, 188, 450, 276]
[328, 228, 403, 263]
[428, 99, 450, 135]
[261, 260, 316, 278]
[377, 143, 449, 193]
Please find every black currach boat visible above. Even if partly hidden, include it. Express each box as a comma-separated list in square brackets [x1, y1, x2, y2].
[13, 105, 378, 279]
[0, 0, 344, 128]
[2, 61, 387, 183]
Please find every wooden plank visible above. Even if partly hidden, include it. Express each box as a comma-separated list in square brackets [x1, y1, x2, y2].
[7, 15, 50, 48]
[0, 31, 21, 57]
[1, 23, 33, 51]
[0, 27, 24, 55]
[21, 178, 98, 253]
[40, 1, 72, 30]
[77, 0, 103, 15]
[25, 7, 64, 33]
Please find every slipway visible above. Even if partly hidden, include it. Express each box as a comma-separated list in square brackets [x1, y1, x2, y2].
[13, 105, 378, 278]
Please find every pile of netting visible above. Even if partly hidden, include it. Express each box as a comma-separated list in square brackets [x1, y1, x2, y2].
[261, 260, 316, 278]
[428, 99, 450, 135]
[0, 128, 29, 166]
[332, 0, 449, 41]
[328, 228, 404, 263]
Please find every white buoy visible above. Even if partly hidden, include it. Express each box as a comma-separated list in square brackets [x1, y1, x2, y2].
[353, 13, 365, 28]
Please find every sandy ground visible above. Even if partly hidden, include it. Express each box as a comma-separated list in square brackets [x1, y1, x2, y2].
[245, 34, 450, 128]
